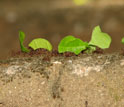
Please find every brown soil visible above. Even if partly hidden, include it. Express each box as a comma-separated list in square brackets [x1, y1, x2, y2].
[10, 47, 104, 61]
[0, 52, 124, 107]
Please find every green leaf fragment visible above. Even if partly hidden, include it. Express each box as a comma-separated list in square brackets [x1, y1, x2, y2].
[28, 38, 52, 51]
[89, 26, 111, 49]
[86, 45, 96, 53]
[58, 35, 88, 55]
[121, 37, 124, 44]
[19, 31, 30, 53]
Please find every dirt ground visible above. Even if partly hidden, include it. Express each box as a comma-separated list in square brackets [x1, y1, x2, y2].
[0, 52, 124, 107]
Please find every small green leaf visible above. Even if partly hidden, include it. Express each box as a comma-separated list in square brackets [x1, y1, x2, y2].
[19, 31, 30, 53]
[121, 37, 124, 44]
[28, 38, 52, 51]
[89, 26, 111, 49]
[58, 35, 88, 55]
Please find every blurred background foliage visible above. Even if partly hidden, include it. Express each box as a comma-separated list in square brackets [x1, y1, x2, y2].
[73, 0, 88, 5]
[0, 0, 124, 59]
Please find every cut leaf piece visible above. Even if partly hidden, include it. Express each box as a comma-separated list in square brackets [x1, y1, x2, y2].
[89, 26, 111, 49]
[86, 45, 96, 53]
[58, 35, 88, 55]
[28, 38, 52, 51]
[19, 31, 30, 53]
[121, 37, 124, 44]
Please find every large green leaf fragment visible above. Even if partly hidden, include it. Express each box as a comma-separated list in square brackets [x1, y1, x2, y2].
[89, 26, 111, 49]
[19, 31, 30, 53]
[28, 38, 52, 51]
[58, 35, 88, 55]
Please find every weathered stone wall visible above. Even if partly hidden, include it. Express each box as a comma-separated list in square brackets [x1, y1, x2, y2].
[0, 53, 124, 106]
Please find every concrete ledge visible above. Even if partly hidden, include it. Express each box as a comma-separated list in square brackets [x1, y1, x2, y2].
[0, 53, 124, 107]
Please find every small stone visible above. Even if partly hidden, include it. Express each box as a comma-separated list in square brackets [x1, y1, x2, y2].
[120, 60, 124, 66]
[6, 66, 20, 75]
[52, 61, 62, 64]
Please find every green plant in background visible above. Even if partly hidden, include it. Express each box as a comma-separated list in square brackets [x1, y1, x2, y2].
[19, 31, 52, 52]
[73, 0, 95, 6]
[19, 31, 30, 53]
[73, 0, 88, 5]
